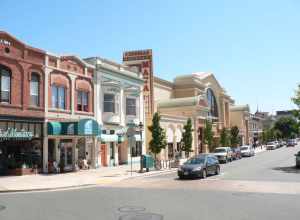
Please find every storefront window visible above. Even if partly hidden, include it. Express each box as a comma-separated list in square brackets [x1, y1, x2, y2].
[0, 121, 7, 131]
[30, 73, 39, 106]
[0, 65, 11, 103]
[126, 97, 136, 116]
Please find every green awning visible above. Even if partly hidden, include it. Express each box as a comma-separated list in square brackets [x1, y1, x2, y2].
[48, 122, 62, 135]
[78, 119, 101, 136]
[48, 119, 101, 136]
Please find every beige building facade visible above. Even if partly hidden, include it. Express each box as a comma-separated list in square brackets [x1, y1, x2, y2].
[230, 105, 251, 146]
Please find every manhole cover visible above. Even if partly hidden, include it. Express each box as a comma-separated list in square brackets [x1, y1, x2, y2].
[118, 206, 146, 213]
[0, 205, 6, 212]
[119, 213, 163, 220]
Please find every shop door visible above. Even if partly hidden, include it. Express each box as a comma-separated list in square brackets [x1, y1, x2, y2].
[168, 143, 174, 159]
[0, 144, 7, 175]
[100, 144, 107, 166]
[60, 140, 73, 171]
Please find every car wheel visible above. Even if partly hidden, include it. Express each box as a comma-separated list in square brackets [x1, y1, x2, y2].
[215, 166, 220, 175]
[201, 169, 207, 179]
[178, 175, 184, 180]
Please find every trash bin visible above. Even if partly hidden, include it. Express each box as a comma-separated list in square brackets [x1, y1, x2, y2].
[141, 155, 154, 172]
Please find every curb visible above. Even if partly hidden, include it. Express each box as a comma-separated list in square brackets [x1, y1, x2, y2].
[0, 169, 177, 194]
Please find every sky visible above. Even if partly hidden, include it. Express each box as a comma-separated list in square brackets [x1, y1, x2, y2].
[1, 0, 299, 113]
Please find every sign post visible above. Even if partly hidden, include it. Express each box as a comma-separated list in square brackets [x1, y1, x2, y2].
[126, 123, 136, 176]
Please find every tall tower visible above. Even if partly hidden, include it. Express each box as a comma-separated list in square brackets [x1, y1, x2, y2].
[123, 49, 154, 153]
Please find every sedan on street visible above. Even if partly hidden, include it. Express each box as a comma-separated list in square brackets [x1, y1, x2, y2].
[213, 147, 232, 163]
[240, 145, 255, 157]
[266, 141, 277, 150]
[178, 154, 220, 179]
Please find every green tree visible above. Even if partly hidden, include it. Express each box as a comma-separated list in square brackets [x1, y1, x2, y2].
[274, 117, 298, 139]
[220, 128, 231, 147]
[230, 126, 240, 147]
[181, 118, 193, 157]
[203, 120, 214, 152]
[148, 112, 167, 162]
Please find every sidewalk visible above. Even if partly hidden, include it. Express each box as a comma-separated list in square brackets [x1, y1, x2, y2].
[255, 145, 267, 154]
[0, 164, 176, 193]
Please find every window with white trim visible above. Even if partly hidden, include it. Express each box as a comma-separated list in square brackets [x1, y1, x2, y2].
[51, 85, 66, 109]
[30, 73, 39, 106]
[77, 90, 89, 112]
[126, 97, 136, 116]
[0, 65, 11, 103]
[104, 93, 115, 113]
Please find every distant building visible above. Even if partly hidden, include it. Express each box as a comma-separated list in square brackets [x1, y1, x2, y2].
[230, 105, 250, 145]
[276, 110, 297, 120]
[255, 111, 276, 129]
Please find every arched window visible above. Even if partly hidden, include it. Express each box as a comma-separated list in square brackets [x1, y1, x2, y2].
[30, 73, 40, 106]
[206, 88, 218, 117]
[0, 65, 11, 103]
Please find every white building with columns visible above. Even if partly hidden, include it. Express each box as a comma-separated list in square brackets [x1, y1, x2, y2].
[84, 57, 146, 167]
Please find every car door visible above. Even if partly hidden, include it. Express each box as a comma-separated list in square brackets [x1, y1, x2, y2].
[206, 157, 214, 175]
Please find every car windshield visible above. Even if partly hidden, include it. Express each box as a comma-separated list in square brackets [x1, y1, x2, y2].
[185, 157, 205, 165]
[241, 147, 249, 150]
[214, 148, 226, 153]
[267, 142, 275, 145]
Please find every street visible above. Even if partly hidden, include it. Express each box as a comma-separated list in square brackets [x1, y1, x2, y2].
[0, 145, 300, 220]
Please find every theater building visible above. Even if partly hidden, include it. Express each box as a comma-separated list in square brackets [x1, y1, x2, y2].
[123, 50, 234, 159]
[85, 57, 145, 167]
[0, 31, 46, 175]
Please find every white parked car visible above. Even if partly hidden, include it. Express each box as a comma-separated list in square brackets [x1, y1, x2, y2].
[213, 147, 233, 163]
[240, 145, 255, 157]
[266, 141, 277, 150]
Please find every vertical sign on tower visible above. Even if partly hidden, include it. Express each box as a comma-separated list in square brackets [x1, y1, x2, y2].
[123, 49, 154, 118]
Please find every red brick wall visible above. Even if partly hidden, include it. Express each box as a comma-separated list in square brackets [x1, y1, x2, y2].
[0, 32, 45, 119]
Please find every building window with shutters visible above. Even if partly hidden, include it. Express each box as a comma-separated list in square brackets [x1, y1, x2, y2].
[104, 93, 115, 113]
[30, 73, 39, 106]
[77, 90, 88, 112]
[51, 85, 66, 109]
[0, 65, 11, 103]
[126, 97, 136, 116]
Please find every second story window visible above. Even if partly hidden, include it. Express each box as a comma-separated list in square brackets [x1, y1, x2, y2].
[77, 91, 88, 112]
[51, 85, 66, 109]
[104, 93, 115, 113]
[0, 66, 11, 103]
[126, 97, 136, 116]
[30, 73, 39, 106]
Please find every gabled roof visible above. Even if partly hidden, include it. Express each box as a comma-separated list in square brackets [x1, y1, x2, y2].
[47, 52, 94, 69]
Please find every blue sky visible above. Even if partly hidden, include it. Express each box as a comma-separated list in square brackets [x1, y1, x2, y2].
[1, 0, 299, 113]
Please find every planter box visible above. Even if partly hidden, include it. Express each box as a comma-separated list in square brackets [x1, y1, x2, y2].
[8, 168, 38, 176]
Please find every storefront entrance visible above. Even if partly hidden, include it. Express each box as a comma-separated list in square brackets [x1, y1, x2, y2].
[60, 140, 73, 172]
[0, 120, 43, 176]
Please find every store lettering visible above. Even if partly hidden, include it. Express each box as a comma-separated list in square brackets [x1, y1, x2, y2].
[0, 128, 33, 140]
[0, 39, 11, 46]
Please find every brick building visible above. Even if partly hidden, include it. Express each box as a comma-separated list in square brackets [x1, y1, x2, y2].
[0, 31, 46, 175]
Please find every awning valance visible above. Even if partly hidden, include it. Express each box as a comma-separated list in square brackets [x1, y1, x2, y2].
[48, 119, 101, 136]
[100, 134, 118, 142]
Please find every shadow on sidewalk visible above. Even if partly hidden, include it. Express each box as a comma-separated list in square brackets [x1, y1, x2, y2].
[272, 166, 300, 174]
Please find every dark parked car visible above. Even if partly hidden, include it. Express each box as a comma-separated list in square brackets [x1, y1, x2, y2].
[231, 147, 242, 160]
[178, 154, 220, 179]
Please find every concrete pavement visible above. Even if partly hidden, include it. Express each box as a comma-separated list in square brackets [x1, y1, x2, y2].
[0, 163, 176, 193]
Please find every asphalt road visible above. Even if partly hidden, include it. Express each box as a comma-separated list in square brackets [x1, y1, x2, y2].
[0, 145, 299, 220]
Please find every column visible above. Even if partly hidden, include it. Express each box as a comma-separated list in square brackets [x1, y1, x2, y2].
[54, 138, 60, 164]
[114, 142, 119, 166]
[42, 136, 48, 173]
[72, 138, 78, 170]
[193, 117, 198, 156]
[91, 136, 97, 168]
[120, 86, 125, 126]
[70, 75, 76, 115]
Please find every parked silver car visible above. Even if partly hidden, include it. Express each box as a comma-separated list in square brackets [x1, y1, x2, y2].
[240, 145, 255, 157]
